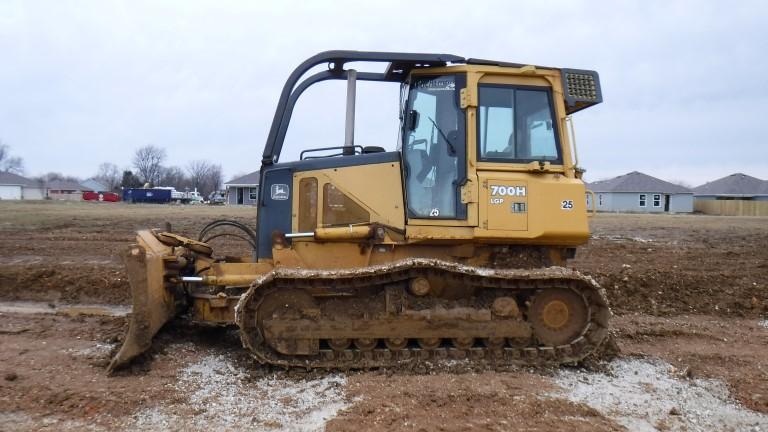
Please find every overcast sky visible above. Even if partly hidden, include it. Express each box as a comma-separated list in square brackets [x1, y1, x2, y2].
[1, 0, 766, 185]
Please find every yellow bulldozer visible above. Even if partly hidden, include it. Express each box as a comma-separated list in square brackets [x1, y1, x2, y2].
[109, 50, 608, 372]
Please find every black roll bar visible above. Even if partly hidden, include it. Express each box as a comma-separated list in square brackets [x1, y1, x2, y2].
[260, 50, 465, 166]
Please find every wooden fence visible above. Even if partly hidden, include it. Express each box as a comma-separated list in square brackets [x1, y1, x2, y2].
[694, 200, 768, 216]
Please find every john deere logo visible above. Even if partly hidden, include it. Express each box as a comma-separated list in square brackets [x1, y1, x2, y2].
[271, 184, 289, 200]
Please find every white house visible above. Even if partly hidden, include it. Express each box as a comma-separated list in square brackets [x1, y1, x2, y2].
[80, 178, 110, 192]
[47, 180, 92, 201]
[225, 171, 259, 205]
[587, 171, 693, 213]
[0, 172, 47, 200]
[694, 173, 768, 201]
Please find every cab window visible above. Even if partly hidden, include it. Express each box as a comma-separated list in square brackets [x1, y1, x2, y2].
[298, 177, 317, 232]
[478, 85, 561, 163]
[322, 183, 369, 226]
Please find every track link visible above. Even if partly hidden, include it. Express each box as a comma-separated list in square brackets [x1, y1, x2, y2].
[235, 258, 610, 369]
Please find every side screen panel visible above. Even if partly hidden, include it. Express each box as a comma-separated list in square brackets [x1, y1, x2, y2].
[257, 167, 294, 259]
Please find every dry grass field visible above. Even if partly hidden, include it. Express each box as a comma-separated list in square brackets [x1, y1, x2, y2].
[1, 201, 766, 431]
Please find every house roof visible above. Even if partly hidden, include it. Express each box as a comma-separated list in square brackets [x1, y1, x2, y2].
[225, 170, 260, 187]
[693, 173, 768, 196]
[0, 171, 39, 187]
[47, 180, 92, 192]
[80, 178, 109, 192]
[587, 171, 692, 194]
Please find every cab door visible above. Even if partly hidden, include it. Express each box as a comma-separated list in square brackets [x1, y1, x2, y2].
[402, 73, 478, 228]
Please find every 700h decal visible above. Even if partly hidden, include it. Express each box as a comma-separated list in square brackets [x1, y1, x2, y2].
[490, 185, 526, 197]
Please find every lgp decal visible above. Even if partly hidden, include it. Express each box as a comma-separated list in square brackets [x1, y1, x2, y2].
[271, 184, 289, 200]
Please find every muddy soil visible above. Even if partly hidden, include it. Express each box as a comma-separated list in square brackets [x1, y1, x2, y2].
[1, 202, 765, 318]
[0, 201, 254, 304]
[2, 311, 765, 431]
[1, 201, 767, 431]
[572, 214, 768, 317]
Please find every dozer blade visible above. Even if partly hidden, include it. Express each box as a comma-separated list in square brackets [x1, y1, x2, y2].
[108, 231, 178, 373]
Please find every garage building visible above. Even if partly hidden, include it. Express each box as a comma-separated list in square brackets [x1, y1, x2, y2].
[0, 172, 47, 200]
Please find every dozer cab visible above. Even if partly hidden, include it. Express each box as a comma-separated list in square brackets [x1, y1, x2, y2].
[109, 50, 608, 372]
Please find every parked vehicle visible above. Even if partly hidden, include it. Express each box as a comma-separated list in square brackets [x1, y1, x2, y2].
[184, 190, 204, 204]
[83, 191, 120, 202]
[154, 187, 204, 204]
[208, 190, 226, 205]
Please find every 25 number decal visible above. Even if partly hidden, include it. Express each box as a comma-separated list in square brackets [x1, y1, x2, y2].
[561, 200, 574, 210]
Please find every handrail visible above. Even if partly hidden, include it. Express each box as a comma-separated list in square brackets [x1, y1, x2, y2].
[566, 116, 579, 169]
[300, 145, 363, 160]
[586, 189, 597, 217]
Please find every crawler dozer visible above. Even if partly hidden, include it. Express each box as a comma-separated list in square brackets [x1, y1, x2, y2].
[109, 50, 608, 372]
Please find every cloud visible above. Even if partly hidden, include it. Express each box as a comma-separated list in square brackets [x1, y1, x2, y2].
[0, 0, 766, 185]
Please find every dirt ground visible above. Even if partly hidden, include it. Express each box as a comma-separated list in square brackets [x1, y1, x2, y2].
[1, 201, 766, 431]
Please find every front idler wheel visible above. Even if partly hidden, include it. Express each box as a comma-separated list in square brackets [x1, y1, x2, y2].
[529, 288, 588, 347]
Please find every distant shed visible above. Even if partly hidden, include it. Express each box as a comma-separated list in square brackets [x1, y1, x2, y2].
[587, 171, 693, 213]
[225, 171, 260, 205]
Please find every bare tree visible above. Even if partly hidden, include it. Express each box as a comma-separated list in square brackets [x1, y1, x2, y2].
[208, 164, 223, 193]
[187, 160, 223, 197]
[132, 145, 166, 186]
[94, 162, 121, 191]
[0, 142, 25, 175]
[668, 179, 693, 189]
[228, 172, 249, 182]
[158, 166, 188, 190]
[35, 172, 80, 183]
[187, 160, 211, 192]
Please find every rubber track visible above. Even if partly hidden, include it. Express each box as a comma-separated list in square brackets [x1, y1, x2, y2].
[234, 258, 611, 368]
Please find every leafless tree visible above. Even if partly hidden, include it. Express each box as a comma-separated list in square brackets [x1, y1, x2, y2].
[208, 164, 223, 193]
[0, 142, 25, 175]
[187, 160, 211, 192]
[158, 166, 188, 190]
[35, 172, 80, 183]
[132, 145, 166, 186]
[186, 160, 222, 196]
[94, 162, 121, 191]
[228, 172, 249, 183]
[668, 179, 693, 189]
